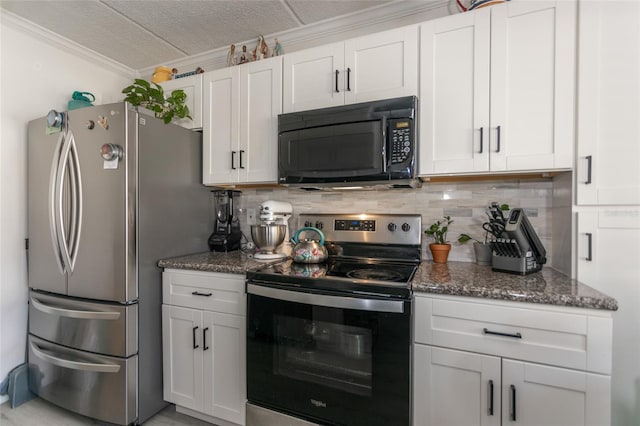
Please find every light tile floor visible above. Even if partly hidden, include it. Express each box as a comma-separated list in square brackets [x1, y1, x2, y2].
[0, 397, 214, 425]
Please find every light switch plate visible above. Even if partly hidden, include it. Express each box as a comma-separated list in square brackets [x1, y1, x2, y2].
[247, 208, 257, 225]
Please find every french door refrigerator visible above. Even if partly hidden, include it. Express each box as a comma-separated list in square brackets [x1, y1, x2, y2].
[26, 103, 210, 425]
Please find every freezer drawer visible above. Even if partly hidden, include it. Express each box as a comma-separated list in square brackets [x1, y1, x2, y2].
[28, 335, 137, 425]
[29, 291, 137, 357]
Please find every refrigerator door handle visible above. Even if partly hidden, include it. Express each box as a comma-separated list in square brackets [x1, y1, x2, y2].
[66, 131, 83, 272]
[49, 131, 66, 274]
[30, 340, 121, 373]
[30, 296, 121, 320]
[57, 131, 74, 273]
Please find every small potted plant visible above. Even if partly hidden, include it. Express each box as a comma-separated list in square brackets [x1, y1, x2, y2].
[425, 216, 453, 263]
[458, 233, 492, 265]
[121, 79, 191, 124]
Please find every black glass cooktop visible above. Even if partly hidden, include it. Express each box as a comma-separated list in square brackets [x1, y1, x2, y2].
[247, 258, 417, 299]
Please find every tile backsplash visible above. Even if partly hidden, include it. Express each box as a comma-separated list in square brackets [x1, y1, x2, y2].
[233, 178, 555, 265]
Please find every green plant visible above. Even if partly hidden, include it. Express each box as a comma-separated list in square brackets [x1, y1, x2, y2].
[121, 79, 191, 124]
[457, 233, 483, 244]
[425, 216, 454, 245]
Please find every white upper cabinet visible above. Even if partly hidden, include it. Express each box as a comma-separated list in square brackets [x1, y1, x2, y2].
[239, 58, 282, 184]
[202, 57, 282, 185]
[576, 0, 640, 205]
[283, 25, 418, 113]
[159, 74, 203, 129]
[202, 67, 239, 185]
[343, 25, 418, 105]
[283, 42, 345, 112]
[419, 9, 491, 175]
[419, 1, 575, 175]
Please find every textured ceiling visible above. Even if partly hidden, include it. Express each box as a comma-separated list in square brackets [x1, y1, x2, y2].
[0, 0, 392, 70]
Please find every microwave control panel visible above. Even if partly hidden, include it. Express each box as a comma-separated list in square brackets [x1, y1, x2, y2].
[389, 119, 413, 164]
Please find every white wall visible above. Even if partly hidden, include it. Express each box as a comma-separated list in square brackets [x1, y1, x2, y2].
[0, 14, 133, 400]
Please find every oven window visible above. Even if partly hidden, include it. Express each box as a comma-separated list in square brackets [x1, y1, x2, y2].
[274, 311, 372, 397]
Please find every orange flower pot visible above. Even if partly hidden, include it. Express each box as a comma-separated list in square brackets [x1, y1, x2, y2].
[429, 243, 451, 264]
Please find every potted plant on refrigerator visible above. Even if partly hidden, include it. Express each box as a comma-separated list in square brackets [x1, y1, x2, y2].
[121, 79, 191, 124]
[425, 216, 453, 263]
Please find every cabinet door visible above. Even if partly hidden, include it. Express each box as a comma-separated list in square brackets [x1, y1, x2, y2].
[419, 9, 490, 175]
[203, 67, 240, 185]
[239, 56, 282, 183]
[344, 25, 418, 105]
[577, 210, 640, 426]
[490, 1, 575, 172]
[202, 311, 246, 425]
[162, 305, 204, 411]
[502, 359, 610, 426]
[283, 42, 345, 113]
[160, 74, 203, 129]
[414, 345, 500, 426]
[576, 0, 640, 205]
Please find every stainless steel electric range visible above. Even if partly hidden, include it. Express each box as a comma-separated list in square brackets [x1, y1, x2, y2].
[246, 213, 421, 426]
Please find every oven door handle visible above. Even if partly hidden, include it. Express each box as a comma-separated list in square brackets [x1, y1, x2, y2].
[247, 284, 404, 313]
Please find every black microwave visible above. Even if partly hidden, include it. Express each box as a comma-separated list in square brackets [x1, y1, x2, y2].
[278, 96, 419, 188]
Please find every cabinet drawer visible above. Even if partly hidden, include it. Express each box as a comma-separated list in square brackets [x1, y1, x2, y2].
[163, 269, 246, 315]
[414, 296, 612, 374]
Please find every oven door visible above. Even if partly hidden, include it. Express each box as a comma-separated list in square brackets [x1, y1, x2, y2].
[246, 283, 411, 426]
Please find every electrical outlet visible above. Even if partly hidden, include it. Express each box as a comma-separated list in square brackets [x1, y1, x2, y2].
[247, 208, 257, 225]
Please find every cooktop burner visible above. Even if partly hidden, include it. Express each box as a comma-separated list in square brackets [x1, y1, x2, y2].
[346, 268, 404, 282]
[329, 260, 416, 283]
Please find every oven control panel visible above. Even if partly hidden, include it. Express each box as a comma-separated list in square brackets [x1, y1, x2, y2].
[334, 219, 376, 231]
[299, 214, 421, 245]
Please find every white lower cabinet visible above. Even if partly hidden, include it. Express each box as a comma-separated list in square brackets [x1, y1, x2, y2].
[162, 270, 246, 425]
[414, 345, 500, 426]
[413, 295, 612, 426]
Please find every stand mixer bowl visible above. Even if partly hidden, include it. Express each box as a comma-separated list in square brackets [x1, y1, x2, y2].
[251, 224, 286, 254]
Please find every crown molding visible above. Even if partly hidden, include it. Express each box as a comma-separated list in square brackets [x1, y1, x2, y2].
[137, 0, 452, 78]
[1, 10, 135, 79]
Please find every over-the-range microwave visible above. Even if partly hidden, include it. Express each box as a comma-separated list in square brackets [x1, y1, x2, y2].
[277, 96, 419, 189]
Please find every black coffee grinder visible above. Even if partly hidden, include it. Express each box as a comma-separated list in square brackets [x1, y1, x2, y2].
[208, 190, 242, 252]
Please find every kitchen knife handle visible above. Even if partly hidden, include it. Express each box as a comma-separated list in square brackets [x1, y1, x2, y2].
[335, 69, 340, 93]
[510, 385, 517, 421]
[203, 327, 209, 351]
[231, 151, 236, 170]
[483, 328, 522, 339]
[488, 379, 494, 416]
[192, 326, 199, 349]
[585, 155, 593, 184]
[586, 233, 593, 261]
[239, 150, 245, 169]
[346, 68, 351, 91]
[479, 127, 484, 154]
[496, 125, 501, 153]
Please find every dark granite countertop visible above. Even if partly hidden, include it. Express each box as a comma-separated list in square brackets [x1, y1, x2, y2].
[412, 261, 618, 311]
[158, 251, 280, 274]
[159, 253, 617, 311]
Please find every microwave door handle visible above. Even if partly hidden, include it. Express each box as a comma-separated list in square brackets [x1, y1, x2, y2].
[382, 116, 387, 173]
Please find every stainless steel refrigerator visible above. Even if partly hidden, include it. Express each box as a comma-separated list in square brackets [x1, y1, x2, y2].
[26, 103, 210, 425]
